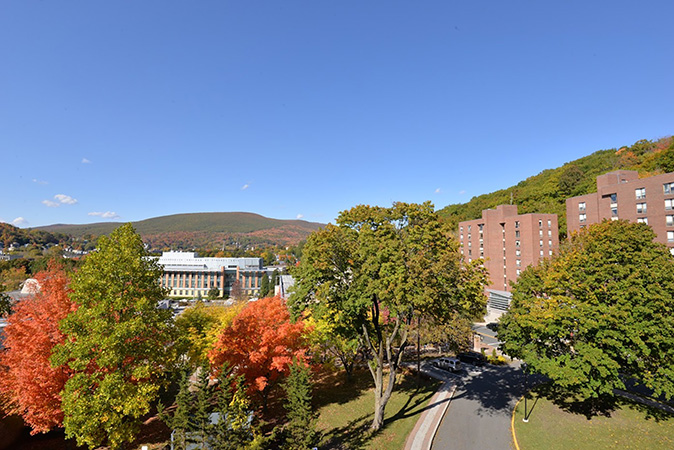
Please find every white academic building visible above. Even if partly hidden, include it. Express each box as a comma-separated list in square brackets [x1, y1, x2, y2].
[155, 251, 272, 299]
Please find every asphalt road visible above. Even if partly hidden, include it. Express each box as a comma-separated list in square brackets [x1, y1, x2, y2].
[431, 362, 524, 450]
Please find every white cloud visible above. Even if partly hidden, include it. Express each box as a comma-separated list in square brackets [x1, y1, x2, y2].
[12, 217, 28, 226]
[82, 158, 92, 164]
[54, 194, 78, 205]
[241, 184, 250, 190]
[42, 200, 60, 207]
[296, 214, 304, 220]
[88, 211, 120, 219]
[459, 190, 466, 195]
[32, 178, 48, 185]
[435, 188, 442, 194]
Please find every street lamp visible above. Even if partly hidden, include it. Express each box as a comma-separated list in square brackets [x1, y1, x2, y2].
[522, 362, 529, 423]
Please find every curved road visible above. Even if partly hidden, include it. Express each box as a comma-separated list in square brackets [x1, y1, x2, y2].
[431, 362, 524, 450]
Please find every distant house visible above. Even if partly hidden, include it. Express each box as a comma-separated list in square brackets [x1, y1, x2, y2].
[21, 278, 41, 295]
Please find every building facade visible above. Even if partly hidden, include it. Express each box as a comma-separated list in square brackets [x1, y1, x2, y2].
[458, 205, 559, 291]
[155, 251, 270, 299]
[566, 170, 674, 253]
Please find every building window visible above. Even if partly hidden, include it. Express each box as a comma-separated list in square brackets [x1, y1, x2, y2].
[539, 240, 544, 247]
[610, 193, 617, 203]
[468, 241, 472, 247]
[539, 229, 543, 237]
[480, 251, 483, 258]
[516, 269, 521, 276]
[667, 215, 674, 227]
[549, 250, 553, 256]
[515, 221, 520, 229]
[611, 207, 618, 217]
[460, 226, 463, 233]
[578, 202, 586, 212]
[515, 230, 520, 238]
[516, 259, 521, 267]
[547, 219, 552, 227]
[668, 231, 674, 243]
[635, 188, 646, 199]
[515, 240, 520, 248]
[548, 239, 552, 247]
[579, 213, 587, 222]
[468, 225, 472, 232]
[478, 224, 484, 231]
[516, 249, 521, 257]
[538, 220, 542, 227]
[637, 217, 648, 224]
[548, 229, 552, 237]
[665, 183, 674, 194]
[539, 250, 544, 256]
[666, 199, 674, 210]
[468, 250, 472, 256]
[637, 203, 647, 214]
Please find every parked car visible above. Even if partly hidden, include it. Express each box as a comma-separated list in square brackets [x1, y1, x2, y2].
[432, 357, 462, 372]
[457, 351, 486, 366]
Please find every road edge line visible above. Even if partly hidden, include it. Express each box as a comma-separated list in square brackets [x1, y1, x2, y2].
[511, 395, 524, 450]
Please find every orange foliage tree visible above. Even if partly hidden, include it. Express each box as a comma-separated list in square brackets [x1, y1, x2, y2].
[0, 262, 76, 433]
[209, 296, 310, 408]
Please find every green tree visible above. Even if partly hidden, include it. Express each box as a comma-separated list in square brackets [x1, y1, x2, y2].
[282, 359, 317, 450]
[259, 273, 271, 298]
[207, 287, 220, 300]
[270, 269, 280, 295]
[500, 220, 674, 403]
[0, 291, 11, 317]
[211, 365, 262, 450]
[290, 202, 487, 430]
[158, 372, 193, 450]
[52, 224, 177, 449]
[192, 366, 213, 450]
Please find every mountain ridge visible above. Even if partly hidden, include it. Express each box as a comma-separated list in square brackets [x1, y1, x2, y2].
[34, 212, 325, 249]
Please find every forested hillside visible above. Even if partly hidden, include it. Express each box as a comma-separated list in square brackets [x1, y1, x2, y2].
[0, 223, 65, 248]
[437, 136, 674, 237]
[37, 212, 324, 250]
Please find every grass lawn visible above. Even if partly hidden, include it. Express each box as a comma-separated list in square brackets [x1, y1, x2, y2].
[513, 392, 674, 450]
[314, 367, 441, 450]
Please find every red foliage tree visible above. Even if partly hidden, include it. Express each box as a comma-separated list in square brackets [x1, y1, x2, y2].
[208, 296, 309, 407]
[0, 262, 76, 433]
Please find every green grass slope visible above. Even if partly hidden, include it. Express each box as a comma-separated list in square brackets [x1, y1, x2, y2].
[437, 136, 674, 236]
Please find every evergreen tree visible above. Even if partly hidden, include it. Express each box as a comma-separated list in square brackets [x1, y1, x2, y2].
[259, 273, 271, 298]
[270, 269, 280, 295]
[282, 359, 317, 450]
[0, 292, 12, 317]
[193, 366, 213, 450]
[158, 372, 193, 450]
[212, 365, 263, 450]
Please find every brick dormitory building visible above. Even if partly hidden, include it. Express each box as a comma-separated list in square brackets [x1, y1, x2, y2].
[566, 170, 674, 255]
[458, 204, 559, 292]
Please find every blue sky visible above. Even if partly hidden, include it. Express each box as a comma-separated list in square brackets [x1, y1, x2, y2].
[2, 1, 673, 228]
